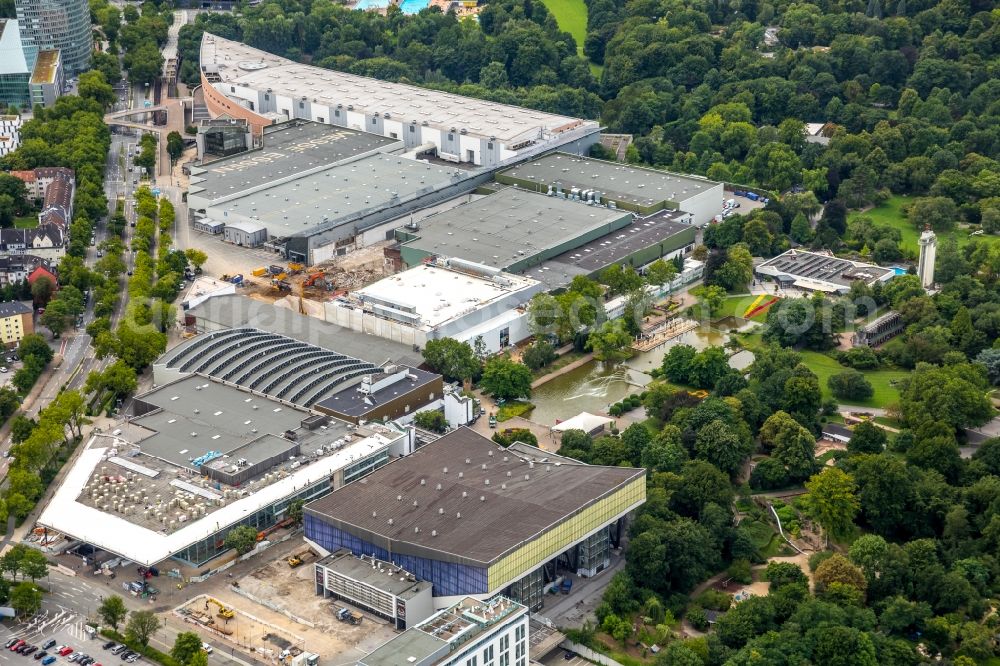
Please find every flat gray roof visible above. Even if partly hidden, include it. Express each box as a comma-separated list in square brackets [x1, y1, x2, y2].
[185, 294, 424, 368]
[532, 212, 695, 289]
[315, 367, 439, 419]
[500, 153, 720, 207]
[129, 375, 309, 468]
[398, 189, 631, 270]
[358, 628, 446, 666]
[200, 153, 469, 239]
[188, 120, 396, 202]
[317, 549, 431, 599]
[305, 428, 645, 566]
[202, 33, 595, 144]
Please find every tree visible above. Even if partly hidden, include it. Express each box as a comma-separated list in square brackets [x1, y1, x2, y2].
[17, 548, 47, 582]
[645, 258, 677, 287]
[492, 428, 538, 448]
[183, 248, 207, 272]
[655, 642, 703, 666]
[99, 594, 128, 631]
[78, 71, 116, 109]
[30, 275, 54, 305]
[847, 421, 887, 455]
[827, 370, 874, 401]
[40, 299, 73, 337]
[974, 348, 1000, 386]
[414, 409, 447, 433]
[125, 610, 161, 648]
[223, 525, 259, 555]
[691, 285, 726, 317]
[803, 468, 860, 545]
[694, 419, 752, 476]
[166, 131, 185, 163]
[422, 338, 481, 383]
[906, 196, 959, 232]
[187, 651, 208, 666]
[813, 553, 867, 598]
[661, 344, 697, 383]
[171, 632, 203, 666]
[687, 346, 729, 389]
[600, 263, 644, 295]
[898, 363, 992, 429]
[521, 340, 557, 371]
[286, 499, 304, 525]
[10, 581, 41, 617]
[479, 356, 532, 401]
[587, 320, 632, 363]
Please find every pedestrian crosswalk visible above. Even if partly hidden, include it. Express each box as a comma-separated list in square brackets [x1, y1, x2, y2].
[5, 607, 78, 644]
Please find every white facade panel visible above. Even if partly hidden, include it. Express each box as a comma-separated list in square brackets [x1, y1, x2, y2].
[459, 135, 480, 165]
[383, 119, 402, 140]
[679, 182, 724, 226]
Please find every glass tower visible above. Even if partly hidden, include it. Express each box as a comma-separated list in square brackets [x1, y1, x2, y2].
[14, 0, 91, 75]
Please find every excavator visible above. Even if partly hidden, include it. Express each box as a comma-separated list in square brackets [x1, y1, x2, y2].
[205, 597, 235, 619]
[303, 271, 326, 289]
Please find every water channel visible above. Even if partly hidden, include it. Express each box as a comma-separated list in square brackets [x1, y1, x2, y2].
[527, 324, 758, 427]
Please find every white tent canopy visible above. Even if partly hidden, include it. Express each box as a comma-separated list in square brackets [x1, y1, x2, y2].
[551, 412, 614, 435]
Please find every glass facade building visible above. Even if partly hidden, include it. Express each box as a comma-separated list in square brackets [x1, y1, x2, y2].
[0, 19, 31, 109]
[14, 0, 92, 75]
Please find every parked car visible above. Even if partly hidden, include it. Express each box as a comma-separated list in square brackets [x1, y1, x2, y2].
[109, 646, 126, 655]
[42, 657, 56, 666]
[23, 645, 38, 655]
[34, 652, 48, 660]
[41, 641, 56, 651]
[201, 643, 212, 655]
[5, 639, 19, 649]
[58, 646, 74, 656]
[102, 643, 115, 651]
[10, 641, 26, 652]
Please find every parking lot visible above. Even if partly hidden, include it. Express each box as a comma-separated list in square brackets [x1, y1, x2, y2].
[0, 607, 142, 666]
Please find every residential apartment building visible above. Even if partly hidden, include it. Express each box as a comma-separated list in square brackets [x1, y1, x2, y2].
[0, 301, 33, 346]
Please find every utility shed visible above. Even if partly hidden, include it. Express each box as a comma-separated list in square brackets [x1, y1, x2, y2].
[223, 219, 267, 247]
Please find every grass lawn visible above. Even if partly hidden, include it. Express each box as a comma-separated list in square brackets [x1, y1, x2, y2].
[849, 194, 1000, 255]
[798, 349, 907, 409]
[539, 0, 603, 74]
[718, 294, 781, 322]
[14, 215, 37, 229]
[738, 333, 906, 408]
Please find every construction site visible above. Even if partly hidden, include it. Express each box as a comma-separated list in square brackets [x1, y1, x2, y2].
[222, 549, 398, 659]
[215, 242, 390, 316]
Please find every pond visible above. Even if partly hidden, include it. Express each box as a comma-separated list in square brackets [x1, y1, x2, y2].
[528, 360, 651, 427]
[528, 325, 756, 427]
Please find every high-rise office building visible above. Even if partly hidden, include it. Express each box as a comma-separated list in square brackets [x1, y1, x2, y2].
[14, 0, 91, 75]
[0, 20, 31, 109]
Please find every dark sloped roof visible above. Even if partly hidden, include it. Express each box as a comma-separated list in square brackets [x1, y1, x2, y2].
[305, 427, 645, 566]
[0, 301, 31, 317]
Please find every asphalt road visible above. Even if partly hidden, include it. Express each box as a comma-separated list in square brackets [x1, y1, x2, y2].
[0, 568, 252, 666]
